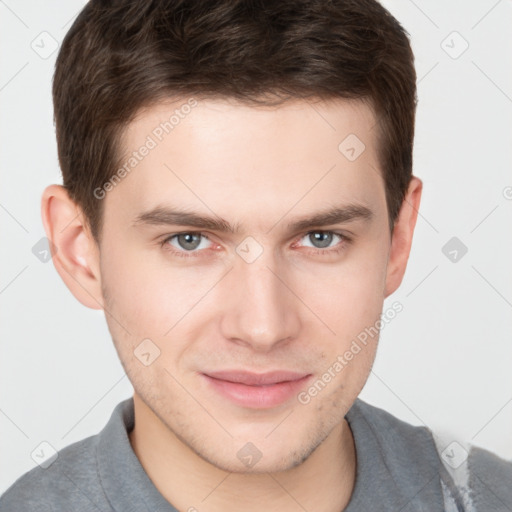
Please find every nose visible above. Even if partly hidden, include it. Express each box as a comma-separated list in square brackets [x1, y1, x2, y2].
[219, 250, 302, 352]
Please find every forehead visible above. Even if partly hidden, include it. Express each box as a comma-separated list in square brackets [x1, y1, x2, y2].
[105, 97, 386, 231]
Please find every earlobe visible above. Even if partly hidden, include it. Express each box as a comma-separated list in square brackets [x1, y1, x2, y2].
[41, 184, 104, 310]
[384, 177, 422, 298]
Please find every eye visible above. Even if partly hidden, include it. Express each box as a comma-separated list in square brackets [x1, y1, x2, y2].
[163, 232, 213, 253]
[297, 231, 347, 251]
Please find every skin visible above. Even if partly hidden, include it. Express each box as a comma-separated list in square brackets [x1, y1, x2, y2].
[41, 97, 421, 512]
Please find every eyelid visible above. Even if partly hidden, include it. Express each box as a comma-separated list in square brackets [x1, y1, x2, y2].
[300, 230, 344, 241]
[161, 231, 213, 245]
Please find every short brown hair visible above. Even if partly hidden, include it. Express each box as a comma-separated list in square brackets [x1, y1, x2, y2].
[53, 0, 416, 242]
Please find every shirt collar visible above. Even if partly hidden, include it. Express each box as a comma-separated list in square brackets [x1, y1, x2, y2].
[96, 397, 445, 512]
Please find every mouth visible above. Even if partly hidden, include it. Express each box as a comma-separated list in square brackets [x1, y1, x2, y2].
[201, 370, 312, 409]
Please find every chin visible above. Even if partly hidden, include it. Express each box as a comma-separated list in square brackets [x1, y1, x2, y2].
[193, 435, 319, 475]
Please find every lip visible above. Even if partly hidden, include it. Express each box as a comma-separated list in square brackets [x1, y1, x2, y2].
[201, 370, 312, 409]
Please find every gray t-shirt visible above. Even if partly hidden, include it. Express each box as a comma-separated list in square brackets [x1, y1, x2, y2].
[1, 397, 511, 511]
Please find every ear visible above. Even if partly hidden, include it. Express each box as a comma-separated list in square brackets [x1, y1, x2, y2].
[41, 184, 104, 310]
[384, 176, 422, 297]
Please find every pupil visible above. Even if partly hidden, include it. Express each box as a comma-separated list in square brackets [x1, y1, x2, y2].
[310, 231, 332, 248]
[178, 233, 201, 250]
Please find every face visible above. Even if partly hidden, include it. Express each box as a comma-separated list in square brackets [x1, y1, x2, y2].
[94, 97, 395, 473]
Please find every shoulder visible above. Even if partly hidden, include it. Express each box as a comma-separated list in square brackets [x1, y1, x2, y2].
[349, 398, 512, 510]
[435, 441, 512, 511]
[0, 431, 108, 511]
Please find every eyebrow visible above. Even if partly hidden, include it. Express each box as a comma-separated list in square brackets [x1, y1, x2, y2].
[132, 203, 373, 234]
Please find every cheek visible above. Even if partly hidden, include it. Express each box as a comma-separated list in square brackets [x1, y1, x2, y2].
[100, 240, 225, 339]
[292, 239, 389, 342]
[293, 249, 388, 408]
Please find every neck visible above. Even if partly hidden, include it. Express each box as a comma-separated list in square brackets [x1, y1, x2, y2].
[129, 393, 356, 512]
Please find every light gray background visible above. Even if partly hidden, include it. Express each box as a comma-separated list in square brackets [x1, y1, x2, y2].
[1, 0, 511, 493]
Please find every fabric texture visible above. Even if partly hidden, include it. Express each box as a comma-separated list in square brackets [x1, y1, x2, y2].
[1, 397, 510, 511]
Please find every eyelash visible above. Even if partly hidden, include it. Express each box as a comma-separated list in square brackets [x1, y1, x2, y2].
[160, 231, 351, 258]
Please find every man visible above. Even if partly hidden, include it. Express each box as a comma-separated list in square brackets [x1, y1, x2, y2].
[1, 0, 510, 511]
